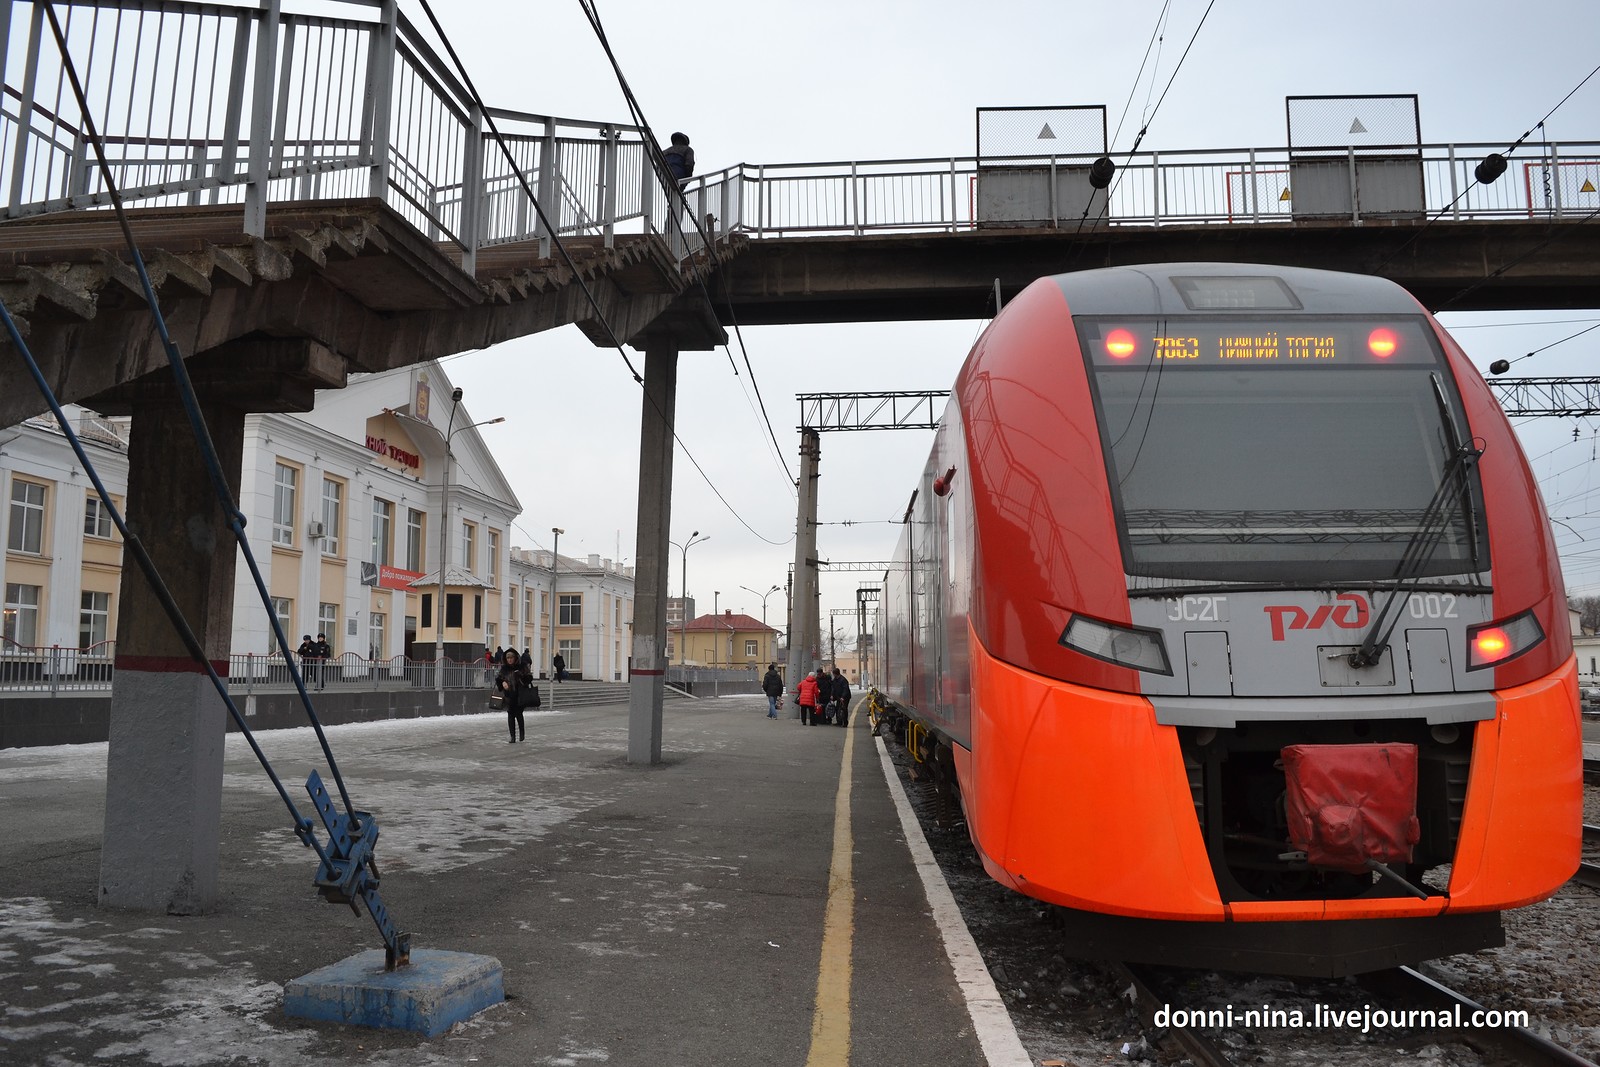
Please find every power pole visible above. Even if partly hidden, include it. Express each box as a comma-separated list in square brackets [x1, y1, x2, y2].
[787, 429, 821, 713]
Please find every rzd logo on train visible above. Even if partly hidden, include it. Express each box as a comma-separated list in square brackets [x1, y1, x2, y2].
[1263, 593, 1370, 641]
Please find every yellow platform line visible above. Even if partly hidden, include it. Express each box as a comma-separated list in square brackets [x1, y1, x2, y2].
[805, 698, 859, 1066]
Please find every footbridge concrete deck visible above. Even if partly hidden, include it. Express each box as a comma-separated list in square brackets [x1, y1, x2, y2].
[0, 695, 1019, 1066]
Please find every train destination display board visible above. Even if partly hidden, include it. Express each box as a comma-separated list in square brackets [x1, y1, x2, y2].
[1080, 318, 1437, 368]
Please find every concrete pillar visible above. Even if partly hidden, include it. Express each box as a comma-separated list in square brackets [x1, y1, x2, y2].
[786, 429, 820, 716]
[626, 343, 678, 765]
[100, 398, 245, 914]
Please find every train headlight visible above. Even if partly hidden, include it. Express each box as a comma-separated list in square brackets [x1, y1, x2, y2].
[1466, 610, 1544, 670]
[1060, 615, 1173, 675]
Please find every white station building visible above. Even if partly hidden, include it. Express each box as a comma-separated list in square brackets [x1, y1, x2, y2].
[2, 362, 632, 681]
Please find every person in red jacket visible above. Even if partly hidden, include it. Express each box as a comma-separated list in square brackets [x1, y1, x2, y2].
[797, 671, 821, 726]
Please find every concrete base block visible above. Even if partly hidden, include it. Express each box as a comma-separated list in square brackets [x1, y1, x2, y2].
[283, 949, 503, 1037]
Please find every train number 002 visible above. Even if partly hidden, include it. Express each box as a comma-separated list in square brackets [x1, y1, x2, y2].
[1406, 593, 1458, 619]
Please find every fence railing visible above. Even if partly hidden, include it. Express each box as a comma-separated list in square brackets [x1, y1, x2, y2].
[0, 0, 682, 268]
[0, 638, 114, 694]
[0, 644, 505, 696]
[6, 4, 1594, 274]
[225, 650, 499, 693]
[681, 142, 1600, 242]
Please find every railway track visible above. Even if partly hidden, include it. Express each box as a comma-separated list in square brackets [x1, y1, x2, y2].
[1580, 823, 1600, 890]
[1120, 961, 1599, 1066]
[1584, 757, 1599, 786]
[1358, 966, 1600, 1066]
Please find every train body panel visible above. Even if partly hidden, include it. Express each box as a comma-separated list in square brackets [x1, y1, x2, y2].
[871, 263, 1581, 968]
[1444, 657, 1582, 911]
[966, 624, 1223, 920]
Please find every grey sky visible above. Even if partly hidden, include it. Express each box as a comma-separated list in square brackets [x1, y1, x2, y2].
[421, 0, 1600, 630]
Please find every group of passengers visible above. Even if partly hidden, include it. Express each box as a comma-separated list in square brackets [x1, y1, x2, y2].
[763, 663, 851, 726]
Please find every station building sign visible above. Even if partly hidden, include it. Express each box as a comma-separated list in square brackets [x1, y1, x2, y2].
[360, 562, 426, 590]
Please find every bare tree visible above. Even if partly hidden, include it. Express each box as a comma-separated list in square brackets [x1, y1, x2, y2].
[1572, 595, 1600, 636]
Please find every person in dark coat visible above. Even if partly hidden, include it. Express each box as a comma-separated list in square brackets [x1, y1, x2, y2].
[296, 635, 316, 687]
[831, 668, 852, 726]
[313, 633, 332, 690]
[496, 648, 533, 742]
[493, 645, 505, 665]
[553, 652, 567, 683]
[761, 663, 783, 719]
[663, 132, 694, 186]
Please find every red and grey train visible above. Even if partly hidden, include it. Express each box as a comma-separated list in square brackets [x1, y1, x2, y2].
[872, 263, 1582, 974]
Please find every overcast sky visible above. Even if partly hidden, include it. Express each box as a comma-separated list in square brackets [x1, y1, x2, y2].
[408, 0, 1600, 637]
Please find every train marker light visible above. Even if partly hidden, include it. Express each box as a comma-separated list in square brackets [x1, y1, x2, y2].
[1060, 614, 1172, 675]
[1105, 329, 1138, 359]
[1466, 610, 1544, 670]
[1367, 327, 1399, 358]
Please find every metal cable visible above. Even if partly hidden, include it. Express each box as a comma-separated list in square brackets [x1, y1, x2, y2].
[412, 0, 792, 544]
[41, 2, 363, 823]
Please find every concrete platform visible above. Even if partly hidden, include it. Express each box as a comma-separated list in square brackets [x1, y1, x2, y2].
[283, 949, 503, 1036]
[0, 694, 1020, 1064]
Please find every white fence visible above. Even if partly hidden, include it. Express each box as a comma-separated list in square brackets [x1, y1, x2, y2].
[683, 143, 1600, 241]
[0, 0, 681, 268]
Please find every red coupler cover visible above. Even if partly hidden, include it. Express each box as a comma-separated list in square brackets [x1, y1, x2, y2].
[1281, 743, 1421, 873]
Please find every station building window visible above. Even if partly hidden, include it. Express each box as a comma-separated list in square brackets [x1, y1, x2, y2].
[8, 480, 46, 554]
[272, 463, 297, 546]
[84, 494, 114, 539]
[79, 591, 111, 648]
[4, 583, 42, 646]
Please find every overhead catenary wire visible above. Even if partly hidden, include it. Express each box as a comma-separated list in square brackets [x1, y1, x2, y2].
[411, 0, 792, 545]
[1367, 58, 1600, 277]
[570, 0, 795, 492]
[1107, 0, 1173, 155]
[1073, 0, 1218, 237]
[1436, 203, 1600, 312]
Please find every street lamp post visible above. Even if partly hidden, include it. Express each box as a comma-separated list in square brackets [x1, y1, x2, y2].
[668, 531, 708, 685]
[740, 583, 781, 661]
[434, 388, 505, 697]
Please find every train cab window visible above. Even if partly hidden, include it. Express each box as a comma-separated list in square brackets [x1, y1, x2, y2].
[1078, 316, 1487, 585]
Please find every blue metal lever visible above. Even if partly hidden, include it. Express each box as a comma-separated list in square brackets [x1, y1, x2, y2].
[305, 770, 412, 969]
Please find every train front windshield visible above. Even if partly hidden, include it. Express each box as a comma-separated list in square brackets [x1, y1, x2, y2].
[1079, 317, 1488, 585]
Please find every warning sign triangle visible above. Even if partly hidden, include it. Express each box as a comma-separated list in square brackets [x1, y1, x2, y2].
[1038, 123, 1057, 140]
[1279, 187, 1292, 202]
[1581, 178, 1597, 194]
[1350, 118, 1368, 134]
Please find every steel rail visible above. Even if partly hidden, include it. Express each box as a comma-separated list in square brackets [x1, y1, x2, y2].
[1357, 966, 1599, 1066]
[1584, 758, 1600, 786]
[1578, 824, 1600, 890]
[1115, 962, 1238, 1067]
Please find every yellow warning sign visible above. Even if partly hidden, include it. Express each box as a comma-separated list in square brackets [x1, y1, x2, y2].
[1279, 187, 1292, 202]
[1581, 178, 1597, 194]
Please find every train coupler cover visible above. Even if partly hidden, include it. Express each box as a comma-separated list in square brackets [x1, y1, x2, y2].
[1282, 743, 1420, 873]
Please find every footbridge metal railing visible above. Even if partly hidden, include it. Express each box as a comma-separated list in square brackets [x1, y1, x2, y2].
[0, 0, 683, 270]
[681, 141, 1600, 240]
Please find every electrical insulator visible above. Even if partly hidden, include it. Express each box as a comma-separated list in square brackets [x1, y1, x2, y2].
[1474, 153, 1507, 184]
[1089, 156, 1116, 189]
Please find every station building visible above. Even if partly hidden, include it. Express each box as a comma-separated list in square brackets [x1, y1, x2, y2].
[1, 362, 632, 681]
[676, 610, 780, 671]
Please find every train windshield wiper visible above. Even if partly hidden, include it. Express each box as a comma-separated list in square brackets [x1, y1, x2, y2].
[1349, 375, 1483, 669]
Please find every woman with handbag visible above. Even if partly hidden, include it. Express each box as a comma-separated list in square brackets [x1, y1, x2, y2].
[495, 648, 533, 743]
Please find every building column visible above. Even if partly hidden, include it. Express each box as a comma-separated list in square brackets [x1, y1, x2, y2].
[627, 342, 677, 764]
[100, 398, 245, 914]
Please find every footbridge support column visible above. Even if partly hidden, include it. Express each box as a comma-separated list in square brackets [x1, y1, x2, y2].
[625, 305, 726, 765]
[99, 397, 246, 914]
[92, 339, 348, 913]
